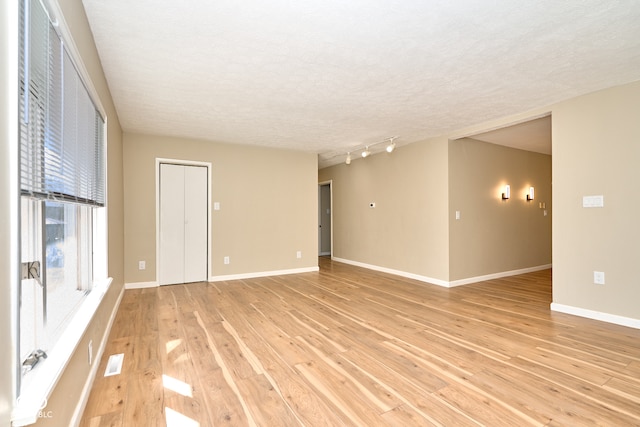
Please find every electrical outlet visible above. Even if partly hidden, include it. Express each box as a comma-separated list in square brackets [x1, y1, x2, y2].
[224, 256, 230, 265]
[138, 260, 146, 270]
[594, 271, 605, 285]
[296, 251, 302, 259]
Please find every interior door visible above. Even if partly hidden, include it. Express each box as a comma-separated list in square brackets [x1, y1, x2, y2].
[159, 163, 208, 285]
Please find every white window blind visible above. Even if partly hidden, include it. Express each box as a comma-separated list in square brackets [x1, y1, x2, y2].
[20, 0, 105, 206]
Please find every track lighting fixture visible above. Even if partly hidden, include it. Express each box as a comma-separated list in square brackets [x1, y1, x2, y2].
[342, 136, 398, 164]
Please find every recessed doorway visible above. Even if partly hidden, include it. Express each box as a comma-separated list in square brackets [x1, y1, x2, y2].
[318, 181, 332, 257]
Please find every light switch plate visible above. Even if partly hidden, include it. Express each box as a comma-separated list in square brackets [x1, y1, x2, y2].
[583, 195, 604, 208]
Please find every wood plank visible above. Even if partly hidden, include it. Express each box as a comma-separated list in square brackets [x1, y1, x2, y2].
[294, 359, 384, 425]
[625, 360, 640, 376]
[603, 377, 640, 405]
[519, 347, 613, 386]
[80, 410, 122, 427]
[510, 356, 640, 424]
[198, 370, 250, 426]
[380, 404, 442, 427]
[80, 375, 127, 421]
[235, 374, 301, 426]
[122, 361, 165, 427]
[436, 383, 540, 427]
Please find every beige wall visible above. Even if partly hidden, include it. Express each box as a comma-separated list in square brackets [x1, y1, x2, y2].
[449, 139, 552, 280]
[318, 137, 450, 281]
[123, 133, 318, 283]
[552, 81, 640, 319]
[0, 0, 125, 425]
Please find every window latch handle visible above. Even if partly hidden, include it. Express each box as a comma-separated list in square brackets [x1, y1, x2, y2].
[21, 261, 43, 287]
[22, 349, 48, 373]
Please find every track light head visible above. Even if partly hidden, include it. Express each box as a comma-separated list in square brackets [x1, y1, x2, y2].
[386, 137, 397, 153]
[386, 142, 396, 153]
[362, 147, 370, 158]
[346, 153, 351, 165]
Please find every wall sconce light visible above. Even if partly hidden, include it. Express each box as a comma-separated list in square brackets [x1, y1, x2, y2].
[526, 186, 535, 201]
[361, 146, 370, 158]
[502, 184, 510, 200]
[345, 153, 351, 165]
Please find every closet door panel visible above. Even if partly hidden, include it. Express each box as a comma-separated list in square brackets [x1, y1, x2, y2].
[159, 164, 185, 285]
[184, 166, 208, 283]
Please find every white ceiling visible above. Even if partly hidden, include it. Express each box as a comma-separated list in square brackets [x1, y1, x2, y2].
[82, 0, 640, 168]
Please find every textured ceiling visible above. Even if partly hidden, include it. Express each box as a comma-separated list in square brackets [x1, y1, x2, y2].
[82, 0, 640, 168]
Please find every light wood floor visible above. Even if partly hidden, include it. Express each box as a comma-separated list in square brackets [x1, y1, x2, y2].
[81, 258, 640, 426]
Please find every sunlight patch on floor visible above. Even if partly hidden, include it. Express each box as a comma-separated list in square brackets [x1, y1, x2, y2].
[162, 374, 193, 398]
[165, 407, 200, 427]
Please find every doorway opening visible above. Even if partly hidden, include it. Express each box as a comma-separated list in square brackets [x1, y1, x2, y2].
[454, 113, 552, 291]
[318, 181, 333, 257]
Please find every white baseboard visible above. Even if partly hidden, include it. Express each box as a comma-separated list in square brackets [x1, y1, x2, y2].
[70, 281, 125, 427]
[125, 267, 320, 288]
[448, 264, 553, 287]
[209, 266, 319, 282]
[551, 303, 640, 330]
[331, 257, 450, 287]
[125, 281, 158, 289]
[331, 257, 552, 289]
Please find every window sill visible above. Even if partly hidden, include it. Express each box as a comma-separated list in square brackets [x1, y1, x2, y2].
[12, 277, 113, 427]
